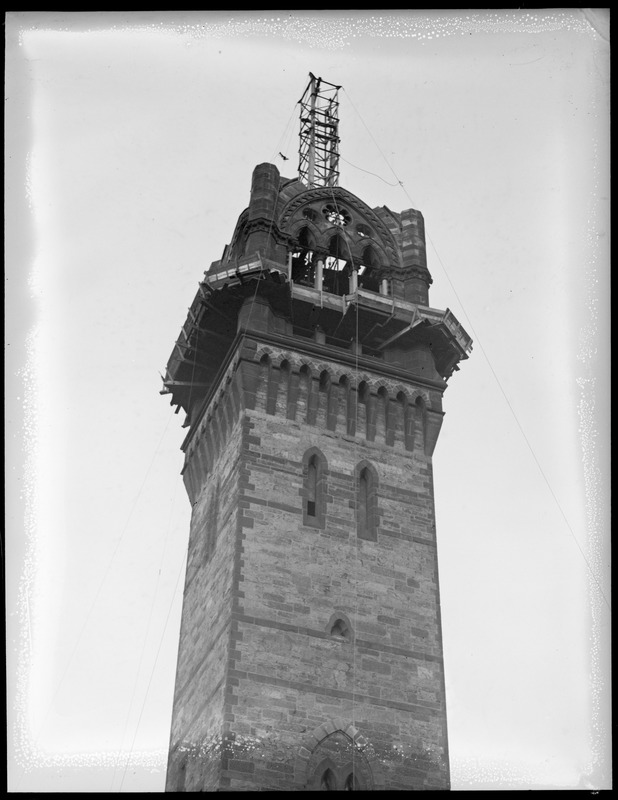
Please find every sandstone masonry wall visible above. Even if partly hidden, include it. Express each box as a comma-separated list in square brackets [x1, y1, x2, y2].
[165, 417, 242, 791]
[166, 336, 450, 790]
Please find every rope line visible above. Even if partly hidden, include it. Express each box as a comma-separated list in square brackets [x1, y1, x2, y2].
[325, 167, 364, 780]
[343, 85, 609, 612]
[147, 80, 604, 792]
[113, 466, 182, 791]
[342, 88, 403, 189]
[269, 99, 299, 166]
[14, 407, 177, 791]
[340, 155, 402, 187]
[119, 546, 188, 792]
[427, 239, 610, 612]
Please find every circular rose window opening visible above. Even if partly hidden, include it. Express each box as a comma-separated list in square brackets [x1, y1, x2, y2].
[322, 204, 351, 227]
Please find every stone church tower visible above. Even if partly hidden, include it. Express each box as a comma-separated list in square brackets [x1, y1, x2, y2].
[162, 76, 471, 791]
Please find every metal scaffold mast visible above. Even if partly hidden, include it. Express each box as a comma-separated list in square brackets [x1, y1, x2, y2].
[298, 73, 341, 189]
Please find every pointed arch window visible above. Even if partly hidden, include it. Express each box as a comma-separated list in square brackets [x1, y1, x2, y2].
[319, 369, 331, 395]
[292, 226, 316, 286]
[311, 755, 369, 791]
[258, 353, 272, 412]
[376, 385, 389, 442]
[327, 612, 353, 642]
[307, 457, 318, 517]
[356, 461, 378, 541]
[297, 363, 312, 423]
[302, 447, 327, 529]
[338, 375, 355, 436]
[397, 391, 414, 451]
[279, 359, 292, 418]
[357, 381, 370, 439]
[319, 370, 333, 429]
[320, 768, 336, 790]
[323, 234, 351, 296]
[358, 469, 369, 533]
[357, 244, 381, 293]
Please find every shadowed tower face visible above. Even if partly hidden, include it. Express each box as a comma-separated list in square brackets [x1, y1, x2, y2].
[162, 76, 471, 791]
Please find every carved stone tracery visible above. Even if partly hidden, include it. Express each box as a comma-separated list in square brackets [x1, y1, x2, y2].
[279, 187, 400, 267]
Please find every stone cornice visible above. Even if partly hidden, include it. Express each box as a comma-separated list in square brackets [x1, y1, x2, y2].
[246, 329, 447, 391]
[182, 327, 446, 454]
[242, 216, 294, 247]
[392, 264, 434, 285]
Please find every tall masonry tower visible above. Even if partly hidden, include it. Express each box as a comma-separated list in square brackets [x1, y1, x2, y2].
[162, 75, 472, 791]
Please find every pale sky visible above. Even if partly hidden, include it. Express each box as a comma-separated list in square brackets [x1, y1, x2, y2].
[5, 10, 611, 792]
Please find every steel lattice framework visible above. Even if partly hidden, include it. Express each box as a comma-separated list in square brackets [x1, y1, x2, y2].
[298, 73, 341, 188]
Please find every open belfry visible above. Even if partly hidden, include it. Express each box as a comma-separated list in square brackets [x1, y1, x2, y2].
[162, 75, 472, 791]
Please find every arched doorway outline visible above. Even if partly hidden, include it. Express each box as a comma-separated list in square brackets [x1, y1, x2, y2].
[293, 719, 386, 790]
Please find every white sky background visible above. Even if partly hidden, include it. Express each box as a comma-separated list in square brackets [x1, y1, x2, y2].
[5, 10, 610, 792]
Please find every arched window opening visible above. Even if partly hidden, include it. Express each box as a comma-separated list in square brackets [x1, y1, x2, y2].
[291, 226, 315, 286]
[376, 386, 388, 442]
[297, 364, 311, 422]
[361, 244, 379, 268]
[318, 370, 331, 428]
[328, 233, 348, 260]
[307, 736, 374, 791]
[357, 463, 378, 541]
[338, 375, 355, 436]
[398, 391, 413, 451]
[320, 768, 336, 791]
[357, 245, 381, 293]
[415, 395, 426, 451]
[330, 618, 350, 639]
[358, 381, 370, 438]
[258, 353, 271, 411]
[299, 226, 313, 249]
[358, 469, 369, 534]
[279, 360, 291, 418]
[307, 456, 318, 518]
[319, 370, 331, 396]
[323, 234, 351, 296]
[303, 447, 327, 529]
